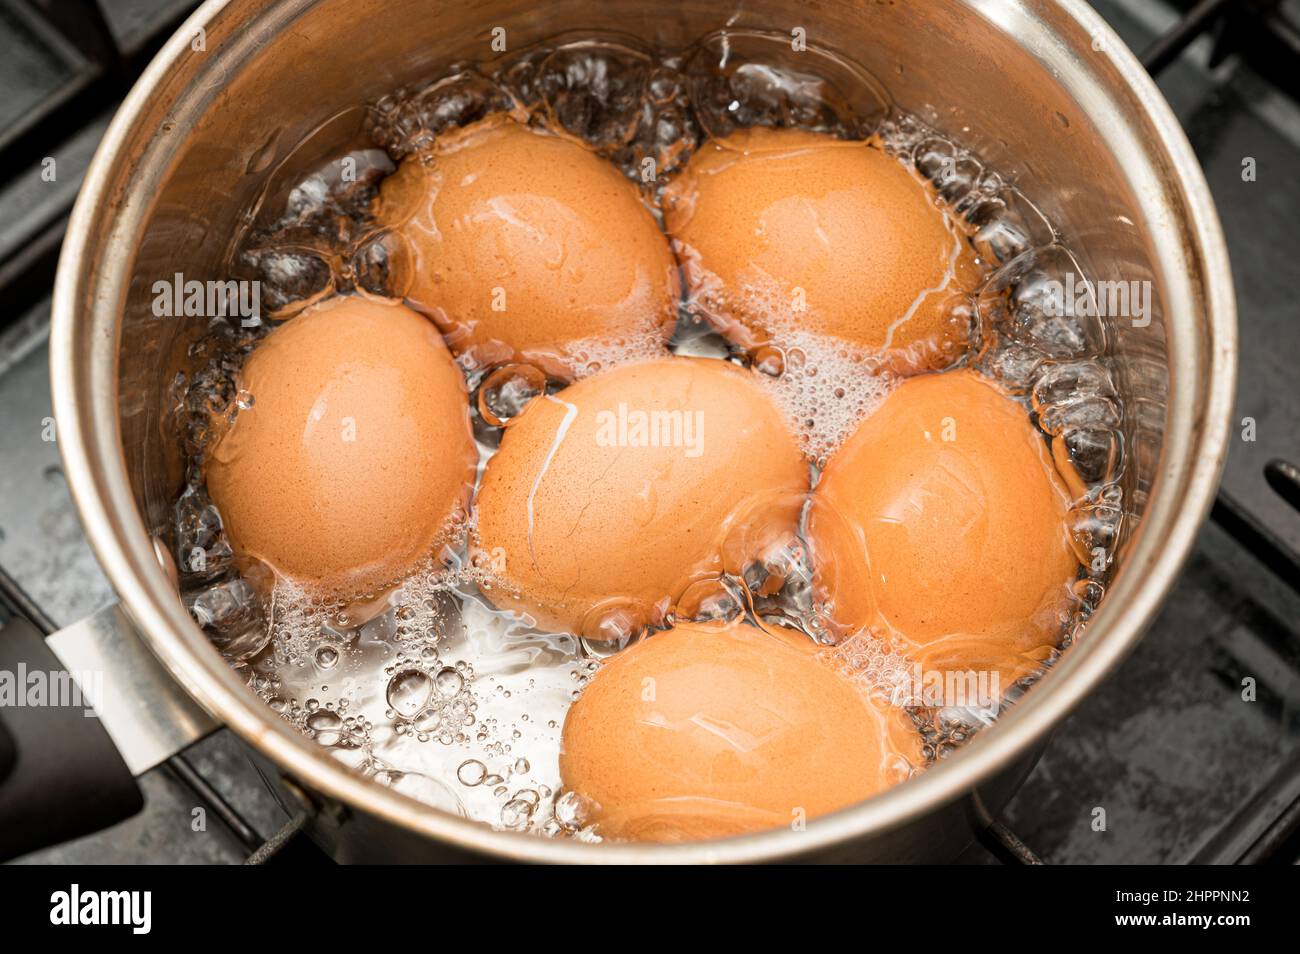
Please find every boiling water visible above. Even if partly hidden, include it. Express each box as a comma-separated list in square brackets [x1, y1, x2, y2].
[172, 29, 1127, 835]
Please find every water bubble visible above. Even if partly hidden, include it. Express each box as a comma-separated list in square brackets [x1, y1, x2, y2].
[1072, 577, 1105, 608]
[978, 338, 1045, 395]
[500, 797, 537, 830]
[1031, 360, 1116, 412]
[367, 70, 521, 159]
[386, 668, 433, 719]
[306, 709, 343, 747]
[1054, 428, 1123, 497]
[675, 576, 743, 623]
[351, 230, 409, 298]
[534, 40, 699, 181]
[236, 246, 334, 318]
[554, 790, 594, 832]
[477, 363, 547, 426]
[1037, 395, 1120, 437]
[967, 189, 1054, 265]
[185, 577, 256, 630]
[457, 759, 488, 787]
[1068, 485, 1124, 566]
[686, 29, 888, 142]
[378, 769, 466, 816]
[174, 486, 235, 584]
[539, 41, 652, 151]
[752, 345, 786, 377]
[578, 600, 648, 649]
[913, 137, 983, 208]
[434, 667, 465, 698]
[184, 578, 271, 660]
[413, 709, 443, 733]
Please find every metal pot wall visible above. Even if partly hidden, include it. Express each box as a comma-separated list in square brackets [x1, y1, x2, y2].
[23, 0, 1234, 863]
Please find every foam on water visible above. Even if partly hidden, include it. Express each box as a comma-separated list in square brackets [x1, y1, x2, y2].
[751, 332, 899, 466]
[241, 564, 599, 834]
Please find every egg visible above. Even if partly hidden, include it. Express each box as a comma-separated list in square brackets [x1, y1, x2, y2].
[376, 114, 680, 379]
[559, 619, 920, 842]
[473, 356, 809, 638]
[809, 369, 1079, 689]
[663, 126, 979, 371]
[206, 295, 477, 596]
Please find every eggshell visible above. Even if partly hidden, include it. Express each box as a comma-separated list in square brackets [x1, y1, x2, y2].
[809, 369, 1079, 688]
[473, 356, 809, 637]
[376, 114, 680, 379]
[663, 126, 980, 371]
[206, 295, 477, 597]
[559, 619, 921, 842]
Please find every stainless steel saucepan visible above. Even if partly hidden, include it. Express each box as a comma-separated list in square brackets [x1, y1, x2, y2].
[21, 0, 1234, 863]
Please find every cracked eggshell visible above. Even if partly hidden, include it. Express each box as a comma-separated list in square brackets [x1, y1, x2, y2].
[809, 369, 1080, 687]
[664, 126, 980, 372]
[472, 357, 809, 637]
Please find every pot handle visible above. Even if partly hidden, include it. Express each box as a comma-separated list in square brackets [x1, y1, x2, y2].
[0, 603, 219, 860]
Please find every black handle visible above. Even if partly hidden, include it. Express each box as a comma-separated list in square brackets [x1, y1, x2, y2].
[0, 614, 143, 861]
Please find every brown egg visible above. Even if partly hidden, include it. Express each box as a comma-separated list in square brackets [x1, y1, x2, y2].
[376, 115, 680, 380]
[809, 369, 1079, 689]
[473, 356, 809, 638]
[206, 296, 477, 597]
[560, 619, 920, 842]
[663, 126, 980, 371]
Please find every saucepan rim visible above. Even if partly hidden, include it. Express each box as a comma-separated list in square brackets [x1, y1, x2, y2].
[50, 0, 1236, 862]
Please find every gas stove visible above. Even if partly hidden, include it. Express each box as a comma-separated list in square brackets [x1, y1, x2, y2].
[1, 0, 1297, 865]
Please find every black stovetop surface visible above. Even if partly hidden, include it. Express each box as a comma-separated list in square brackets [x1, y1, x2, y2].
[1, 0, 1298, 864]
